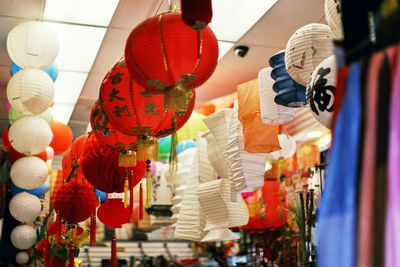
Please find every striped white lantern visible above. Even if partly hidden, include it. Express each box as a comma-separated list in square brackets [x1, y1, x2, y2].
[15, 251, 30, 264]
[258, 67, 295, 125]
[11, 225, 36, 250]
[7, 68, 55, 115]
[10, 157, 48, 190]
[285, 23, 335, 86]
[7, 21, 59, 69]
[9, 116, 52, 155]
[325, 0, 343, 40]
[9, 192, 42, 223]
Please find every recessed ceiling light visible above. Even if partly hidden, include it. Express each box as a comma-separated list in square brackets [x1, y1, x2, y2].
[307, 131, 323, 138]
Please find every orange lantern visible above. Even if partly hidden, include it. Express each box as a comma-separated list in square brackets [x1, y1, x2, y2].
[49, 121, 73, 155]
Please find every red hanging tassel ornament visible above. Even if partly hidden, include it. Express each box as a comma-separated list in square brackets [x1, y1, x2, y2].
[139, 183, 144, 220]
[90, 209, 97, 246]
[56, 215, 62, 244]
[130, 170, 134, 213]
[181, 0, 213, 30]
[111, 230, 117, 267]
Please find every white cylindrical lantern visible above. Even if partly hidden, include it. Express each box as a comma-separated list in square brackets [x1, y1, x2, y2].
[285, 23, 335, 86]
[10, 225, 36, 250]
[7, 21, 59, 69]
[9, 116, 52, 155]
[15, 251, 30, 264]
[258, 67, 295, 125]
[7, 68, 55, 115]
[268, 134, 297, 160]
[325, 0, 343, 40]
[307, 55, 336, 129]
[11, 157, 48, 190]
[9, 192, 42, 223]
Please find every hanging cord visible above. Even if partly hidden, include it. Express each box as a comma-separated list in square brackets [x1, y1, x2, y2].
[155, 0, 165, 15]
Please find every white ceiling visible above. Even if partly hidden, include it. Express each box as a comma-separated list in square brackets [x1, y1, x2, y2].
[0, 0, 326, 139]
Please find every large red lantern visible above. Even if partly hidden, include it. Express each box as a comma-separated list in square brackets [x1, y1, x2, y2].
[98, 198, 131, 228]
[62, 135, 88, 182]
[80, 134, 146, 193]
[124, 12, 217, 110]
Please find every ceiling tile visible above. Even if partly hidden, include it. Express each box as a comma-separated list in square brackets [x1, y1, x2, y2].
[79, 73, 104, 99]
[0, 0, 43, 19]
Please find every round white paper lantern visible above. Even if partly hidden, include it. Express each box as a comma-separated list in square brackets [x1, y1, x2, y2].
[285, 23, 335, 86]
[268, 134, 296, 160]
[306, 55, 336, 129]
[258, 67, 295, 125]
[9, 192, 42, 223]
[7, 21, 59, 69]
[325, 0, 343, 39]
[11, 157, 48, 190]
[11, 225, 36, 250]
[15, 251, 30, 264]
[9, 116, 52, 155]
[7, 68, 55, 115]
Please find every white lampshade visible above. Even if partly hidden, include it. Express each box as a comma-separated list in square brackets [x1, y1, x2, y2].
[268, 134, 297, 160]
[7, 68, 55, 115]
[285, 23, 335, 86]
[325, 0, 343, 39]
[306, 55, 336, 129]
[258, 67, 295, 125]
[10, 225, 36, 250]
[15, 251, 30, 264]
[9, 192, 42, 223]
[9, 116, 52, 155]
[196, 132, 217, 183]
[11, 157, 48, 190]
[7, 21, 59, 69]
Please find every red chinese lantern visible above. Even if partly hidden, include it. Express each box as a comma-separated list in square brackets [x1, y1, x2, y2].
[8, 146, 47, 164]
[51, 179, 98, 223]
[180, 0, 212, 30]
[49, 121, 73, 155]
[2, 127, 11, 151]
[62, 135, 88, 182]
[124, 12, 217, 110]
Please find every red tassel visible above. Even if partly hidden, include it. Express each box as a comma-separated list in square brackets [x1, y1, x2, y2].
[139, 183, 143, 221]
[90, 209, 97, 246]
[69, 244, 75, 267]
[56, 215, 62, 244]
[111, 230, 117, 267]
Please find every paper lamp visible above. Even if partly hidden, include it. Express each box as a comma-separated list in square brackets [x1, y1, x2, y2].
[10, 225, 36, 249]
[2, 127, 11, 151]
[147, 162, 173, 217]
[125, 12, 218, 102]
[49, 121, 73, 155]
[11, 181, 49, 198]
[285, 23, 335, 86]
[258, 67, 295, 124]
[15, 251, 29, 264]
[9, 116, 52, 155]
[9, 191, 41, 223]
[325, 0, 343, 39]
[170, 147, 197, 185]
[97, 198, 131, 228]
[306, 55, 336, 129]
[7, 68, 55, 115]
[268, 134, 297, 161]
[11, 61, 59, 82]
[181, 0, 213, 30]
[8, 107, 53, 125]
[177, 140, 196, 155]
[10, 156, 48, 190]
[196, 132, 216, 184]
[203, 131, 229, 179]
[7, 21, 59, 69]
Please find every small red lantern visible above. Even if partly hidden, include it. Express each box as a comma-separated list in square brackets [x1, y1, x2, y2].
[62, 135, 88, 182]
[51, 179, 98, 223]
[180, 0, 213, 30]
[125, 12, 217, 110]
[98, 198, 131, 228]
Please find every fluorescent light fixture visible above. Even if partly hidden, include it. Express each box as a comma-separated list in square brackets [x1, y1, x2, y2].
[307, 131, 323, 139]
[51, 103, 76, 124]
[44, 0, 120, 27]
[218, 41, 234, 61]
[209, 0, 278, 42]
[44, 22, 107, 72]
[54, 71, 88, 103]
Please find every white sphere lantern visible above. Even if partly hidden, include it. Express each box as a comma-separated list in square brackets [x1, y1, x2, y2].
[7, 21, 59, 69]
[268, 134, 297, 160]
[11, 157, 48, 190]
[9, 116, 52, 155]
[9, 192, 42, 223]
[7, 68, 55, 115]
[307, 55, 336, 129]
[325, 0, 343, 39]
[10, 225, 36, 250]
[15, 251, 30, 264]
[285, 23, 335, 86]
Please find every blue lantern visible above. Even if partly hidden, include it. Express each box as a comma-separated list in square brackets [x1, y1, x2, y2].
[269, 51, 306, 107]
[176, 139, 196, 155]
[95, 190, 107, 204]
[11, 181, 50, 198]
[11, 61, 59, 82]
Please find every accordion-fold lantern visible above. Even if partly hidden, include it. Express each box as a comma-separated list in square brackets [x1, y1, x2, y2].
[325, 0, 343, 39]
[10, 156, 48, 190]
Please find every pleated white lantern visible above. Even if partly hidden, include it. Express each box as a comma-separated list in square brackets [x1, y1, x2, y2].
[306, 55, 336, 129]
[204, 131, 230, 179]
[168, 148, 197, 185]
[7, 68, 55, 115]
[9, 192, 42, 223]
[196, 131, 217, 183]
[15, 251, 30, 264]
[258, 67, 295, 125]
[9, 116, 52, 155]
[285, 23, 335, 86]
[7, 21, 59, 69]
[325, 0, 343, 40]
[11, 225, 36, 250]
[11, 157, 48, 190]
[268, 134, 297, 161]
